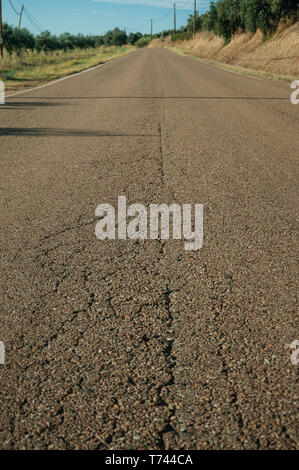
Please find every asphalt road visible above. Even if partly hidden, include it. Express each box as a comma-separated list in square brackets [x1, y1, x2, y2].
[0, 48, 298, 450]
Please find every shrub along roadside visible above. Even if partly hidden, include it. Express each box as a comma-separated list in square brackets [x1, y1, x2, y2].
[171, 32, 193, 42]
[135, 37, 151, 48]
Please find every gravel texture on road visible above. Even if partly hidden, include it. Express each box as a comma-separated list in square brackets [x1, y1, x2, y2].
[0, 48, 298, 450]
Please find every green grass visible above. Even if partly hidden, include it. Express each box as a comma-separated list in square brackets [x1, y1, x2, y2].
[0, 46, 134, 90]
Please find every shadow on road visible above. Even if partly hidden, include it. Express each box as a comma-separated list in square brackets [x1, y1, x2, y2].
[0, 127, 157, 137]
[0, 101, 65, 110]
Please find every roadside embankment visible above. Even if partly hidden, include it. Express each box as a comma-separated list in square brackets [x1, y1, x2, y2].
[150, 20, 299, 80]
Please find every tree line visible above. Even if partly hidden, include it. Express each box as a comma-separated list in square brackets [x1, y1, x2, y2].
[169, 0, 298, 43]
[2, 24, 146, 54]
[192, 0, 298, 42]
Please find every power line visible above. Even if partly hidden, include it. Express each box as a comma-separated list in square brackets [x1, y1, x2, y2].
[127, 3, 188, 34]
[127, 19, 151, 33]
[146, 5, 174, 38]
[176, 0, 193, 9]
[8, 0, 21, 16]
[23, 7, 46, 32]
[25, 8, 46, 30]
[15, 0, 46, 30]
[154, 8, 173, 23]
[23, 9, 43, 32]
[147, 1, 195, 34]
[7, 0, 25, 28]
[128, 8, 173, 34]
[8, 0, 46, 31]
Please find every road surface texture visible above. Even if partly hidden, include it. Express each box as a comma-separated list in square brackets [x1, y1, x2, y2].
[0, 48, 298, 450]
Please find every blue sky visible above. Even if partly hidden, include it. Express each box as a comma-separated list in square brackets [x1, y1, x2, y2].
[3, 0, 212, 36]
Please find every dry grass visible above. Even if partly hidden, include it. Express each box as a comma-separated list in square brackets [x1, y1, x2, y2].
[152, 19, 299, 80]
[0, 46, 134, 90]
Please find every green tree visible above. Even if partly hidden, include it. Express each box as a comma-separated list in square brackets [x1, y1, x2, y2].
[111, 28, 128, 46]
[186, 11, 202, 32]
[3, 24, 35, 54]
[128, 32, 142, 45]
[35, 31, 59, 52]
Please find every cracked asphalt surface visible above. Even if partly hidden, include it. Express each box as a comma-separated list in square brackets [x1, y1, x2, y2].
[0, 48, 298, 450]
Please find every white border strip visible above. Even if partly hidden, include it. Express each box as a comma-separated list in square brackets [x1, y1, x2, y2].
[6, 54, 127, 98]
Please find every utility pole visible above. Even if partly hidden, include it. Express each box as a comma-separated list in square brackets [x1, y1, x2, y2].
[150, 19, 153, 41]
[193, 0, 197, 37]
[19, 4, 24, 28]
[0, 0, 3, 58]
[174, 3, 176, 34]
